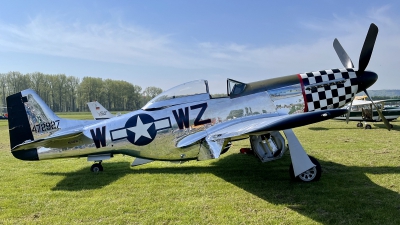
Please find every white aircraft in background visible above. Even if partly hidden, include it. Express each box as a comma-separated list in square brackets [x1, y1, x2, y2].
[335, 97, 400, 129]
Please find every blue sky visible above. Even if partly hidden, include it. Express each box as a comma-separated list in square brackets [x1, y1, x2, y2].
[0, 0, 399, 92]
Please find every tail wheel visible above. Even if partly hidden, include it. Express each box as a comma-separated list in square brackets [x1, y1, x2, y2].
[289, 155, 321, 182]
[90, 163, 103, 173]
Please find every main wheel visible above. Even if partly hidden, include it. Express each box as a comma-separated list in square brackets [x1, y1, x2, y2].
[220, 142, 232, 155]
[90, 163, 103, 173]
[289, 155, 321, 182]
[365, 124, 372, 129]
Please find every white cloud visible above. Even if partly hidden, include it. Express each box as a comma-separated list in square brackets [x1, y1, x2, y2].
[0, 6, 399, 90]
[0, 15, 179, 66]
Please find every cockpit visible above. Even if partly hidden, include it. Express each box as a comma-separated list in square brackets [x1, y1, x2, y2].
[142, 79, 247, 110]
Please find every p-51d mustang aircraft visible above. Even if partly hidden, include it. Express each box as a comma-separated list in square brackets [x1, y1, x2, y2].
[335, 98, 400, 129]
[7, 23, 385, 182]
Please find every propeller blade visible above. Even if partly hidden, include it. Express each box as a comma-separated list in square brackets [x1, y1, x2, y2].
[346, 98, 354, 124]
[333, 38, 354, 68]
[358, 23, 378, 73]
[364, 90, 391, 130]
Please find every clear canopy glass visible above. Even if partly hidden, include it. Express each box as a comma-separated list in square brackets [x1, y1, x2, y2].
[142, 78, 246, 110]
[150, 80, 208, 103]
[142, 80, 210, 109]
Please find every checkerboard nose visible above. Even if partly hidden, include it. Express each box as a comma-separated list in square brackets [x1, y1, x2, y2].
[357, 71, 378, 92]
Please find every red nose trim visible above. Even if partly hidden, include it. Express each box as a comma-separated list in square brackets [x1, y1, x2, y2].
[297, 74, 308, 112]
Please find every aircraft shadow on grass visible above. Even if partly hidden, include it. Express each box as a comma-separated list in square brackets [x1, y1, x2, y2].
[44, 153, 400, 224]
[309, 123, 400, 131]
[308, 126, 380, 131]
[308, 127, 332, 131]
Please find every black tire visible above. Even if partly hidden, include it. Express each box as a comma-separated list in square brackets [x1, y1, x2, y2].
[365, 124, 372, 129]
[90, 163, 103, 173]
[289, 155, 321, 182]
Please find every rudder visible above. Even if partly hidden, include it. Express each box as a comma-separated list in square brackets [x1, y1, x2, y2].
[7, 91, 35, 149]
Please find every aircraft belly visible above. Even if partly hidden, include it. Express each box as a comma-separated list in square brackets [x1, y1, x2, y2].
[37, 127, 201, 161]
[108, 133, 200, 160]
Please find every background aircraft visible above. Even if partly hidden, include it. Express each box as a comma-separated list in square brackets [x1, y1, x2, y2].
[7, 23, 383, 182]
[87, 101, 118, 120]
[0, 106, 7, 119]
[335, 98, 400, 129]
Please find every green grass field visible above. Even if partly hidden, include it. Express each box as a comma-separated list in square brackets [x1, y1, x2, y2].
[0, 115, 399, 224]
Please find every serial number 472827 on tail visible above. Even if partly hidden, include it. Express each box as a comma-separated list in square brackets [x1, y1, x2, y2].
[7, 23, 384, 182]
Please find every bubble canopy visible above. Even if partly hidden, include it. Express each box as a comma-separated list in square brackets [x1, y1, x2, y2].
[142, 80, 210, 110]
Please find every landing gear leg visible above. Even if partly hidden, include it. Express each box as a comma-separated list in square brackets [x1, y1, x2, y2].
[283, 129, 321, 182]
[289, 155, 321, 182]
[90, 161, 104, 173]
[87, 154, 112, 173]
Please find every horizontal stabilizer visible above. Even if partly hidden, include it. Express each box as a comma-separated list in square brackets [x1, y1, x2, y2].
[12, 131, 84, 151]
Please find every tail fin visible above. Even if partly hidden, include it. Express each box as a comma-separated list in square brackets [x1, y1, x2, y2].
[7, 89, 96, 160]
[7, 89, 61, 149]
[87, 101, 114, 120]
[7, 91, 35, 150]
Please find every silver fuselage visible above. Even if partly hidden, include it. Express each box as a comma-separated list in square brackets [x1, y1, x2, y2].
[28, 68, 365, 161]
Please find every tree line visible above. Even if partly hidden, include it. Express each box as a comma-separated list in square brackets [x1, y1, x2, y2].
[0, 72, 163, 112]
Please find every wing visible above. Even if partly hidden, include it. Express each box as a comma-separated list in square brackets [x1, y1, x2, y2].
[373, 99, 400, 104]
[207, 109, 347, 141]
[177, 108, 347, 148]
